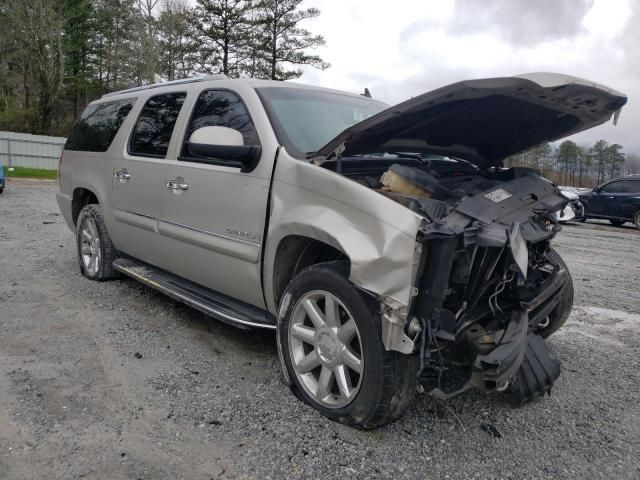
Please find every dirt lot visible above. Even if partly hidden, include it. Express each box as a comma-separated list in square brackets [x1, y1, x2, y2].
[1, 179, 639, 479]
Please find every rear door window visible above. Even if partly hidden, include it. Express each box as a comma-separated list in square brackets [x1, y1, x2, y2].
[600, 181, 625, 193]
[129, 92, 187, 158]
[65, 98, 135, 152]
[619, 180, 640, 193]
[181, 90, 259, 160]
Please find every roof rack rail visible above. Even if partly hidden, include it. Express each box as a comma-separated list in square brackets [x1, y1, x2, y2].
[101, 74, 228, 98]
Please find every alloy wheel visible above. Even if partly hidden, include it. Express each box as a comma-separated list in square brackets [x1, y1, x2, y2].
[288, 290, 364, 408]
[80, 217, 101, 276]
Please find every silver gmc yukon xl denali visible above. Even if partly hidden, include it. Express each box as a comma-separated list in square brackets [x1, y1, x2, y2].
[57, 73, 626, 428]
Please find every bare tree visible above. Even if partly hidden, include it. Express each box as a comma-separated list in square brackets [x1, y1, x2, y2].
[623, 153, 640, 175]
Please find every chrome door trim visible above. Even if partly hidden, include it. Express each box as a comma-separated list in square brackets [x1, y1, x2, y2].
[158, 217, 261, 247]
[125, 209, 155, 220]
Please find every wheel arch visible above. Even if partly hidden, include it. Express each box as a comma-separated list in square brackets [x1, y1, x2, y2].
[271, 234, 349, 310]
[72, 187, 100, 226]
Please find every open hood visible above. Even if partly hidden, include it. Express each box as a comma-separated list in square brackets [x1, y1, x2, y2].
[313, 73, 627, 169]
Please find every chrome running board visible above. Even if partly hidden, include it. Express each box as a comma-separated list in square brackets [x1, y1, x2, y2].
[112, 258, 276, 330]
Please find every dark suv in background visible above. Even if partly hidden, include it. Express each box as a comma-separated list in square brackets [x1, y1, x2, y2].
[579, 175, 640, 229]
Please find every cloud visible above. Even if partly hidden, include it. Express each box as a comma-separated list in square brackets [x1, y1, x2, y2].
[299, 0, 638, 153]
[447, 0, 594, 46]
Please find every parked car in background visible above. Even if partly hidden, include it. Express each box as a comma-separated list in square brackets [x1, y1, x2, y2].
[578, 175, 640, 229]
[0, 165, 4, 193]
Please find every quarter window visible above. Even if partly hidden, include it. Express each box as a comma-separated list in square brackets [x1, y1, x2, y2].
[130, 92, 186, 158]
[65, 98, 135, 152]
[181, 90, 259, 158]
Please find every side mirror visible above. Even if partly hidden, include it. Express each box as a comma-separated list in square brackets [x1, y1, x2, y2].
[187, 126, 261, 173]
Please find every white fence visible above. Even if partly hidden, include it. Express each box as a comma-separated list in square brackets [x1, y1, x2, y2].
[0, 131, 66, 170]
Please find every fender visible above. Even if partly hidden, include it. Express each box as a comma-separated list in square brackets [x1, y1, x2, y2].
[264, 150, 424, 351]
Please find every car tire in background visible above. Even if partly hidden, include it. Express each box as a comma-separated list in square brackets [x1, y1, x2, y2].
[634, 210, 640, 230]
[535, 248, 574, 339]
[577, 204, 587, 222]
[609, 219, 625, 226]
[277, 261, 419, 429]
[76, 204, 121, 281]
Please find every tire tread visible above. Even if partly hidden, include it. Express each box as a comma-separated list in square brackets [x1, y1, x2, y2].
[539, 248, 573, 338]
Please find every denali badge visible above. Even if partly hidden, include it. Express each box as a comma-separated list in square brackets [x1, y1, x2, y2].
[485, 188, 512, 203]
[225, 227, 260, 241]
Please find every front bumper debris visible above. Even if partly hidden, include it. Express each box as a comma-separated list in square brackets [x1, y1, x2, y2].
[413, 172, 568, 403]
[516, 334, 561, 403]
[470, 309, 528, 391]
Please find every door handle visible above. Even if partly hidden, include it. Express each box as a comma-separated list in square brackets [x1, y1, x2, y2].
[166, 179, 189, 191]
[114, 170, 131, 182]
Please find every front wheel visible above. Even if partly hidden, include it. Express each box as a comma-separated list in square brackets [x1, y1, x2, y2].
[634, 210, 640, 230]
[277, 262, 419, 429]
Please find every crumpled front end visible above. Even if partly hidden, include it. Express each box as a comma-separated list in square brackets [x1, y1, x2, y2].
[411, 169, 569, 402]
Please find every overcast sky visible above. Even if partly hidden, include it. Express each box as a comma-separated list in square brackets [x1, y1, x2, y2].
[297, 0, 637, 153]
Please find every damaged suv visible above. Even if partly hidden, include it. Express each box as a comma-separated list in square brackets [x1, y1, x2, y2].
[57, 73, 626, 428]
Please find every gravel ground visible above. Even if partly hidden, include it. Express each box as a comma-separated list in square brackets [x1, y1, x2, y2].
[1, 179, 639, 480]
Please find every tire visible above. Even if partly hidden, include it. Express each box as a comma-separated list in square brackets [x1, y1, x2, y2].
[76, 204, 120, 281]
[536, 248, 574, 338]
[277, 261, 419, 429]
[634, 210, 640, 231]
[575, 201, 587, 222]
[609, 219, 625, 226]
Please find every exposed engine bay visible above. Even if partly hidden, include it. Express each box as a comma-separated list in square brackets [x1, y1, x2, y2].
[322, 155, 571, 403]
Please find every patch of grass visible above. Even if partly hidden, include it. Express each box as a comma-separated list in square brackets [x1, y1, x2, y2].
[3, 166, 58, 179]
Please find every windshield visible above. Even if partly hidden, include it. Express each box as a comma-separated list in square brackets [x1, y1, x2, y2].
[257, 87, 387, 158]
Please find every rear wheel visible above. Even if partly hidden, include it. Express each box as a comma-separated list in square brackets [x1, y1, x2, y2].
[609, 219, 625, 226]
[277, 262, 419, 428]
[535, 248, 574, 338]
[634, 210, 640, 230]
[76, 204, 120, 281]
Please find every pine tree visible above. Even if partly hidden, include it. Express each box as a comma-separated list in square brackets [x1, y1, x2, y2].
[157, 0, 199, 80]
[253, 0, 329, 80]
[194, 0, 254, 77]
[593, 140, 609, 184]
